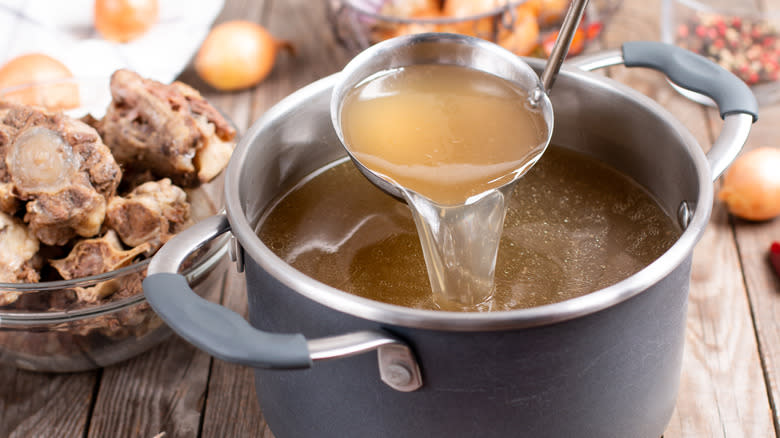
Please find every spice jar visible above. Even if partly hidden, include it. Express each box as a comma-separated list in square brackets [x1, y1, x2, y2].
[661, 0, 780, 105]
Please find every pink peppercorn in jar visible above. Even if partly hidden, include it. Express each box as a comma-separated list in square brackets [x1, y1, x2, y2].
[661, 0, 780, 105]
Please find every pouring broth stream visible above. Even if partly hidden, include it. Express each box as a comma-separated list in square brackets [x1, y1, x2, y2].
[340, 64, 550, 310]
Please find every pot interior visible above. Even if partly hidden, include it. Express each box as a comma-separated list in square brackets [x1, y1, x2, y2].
[226, 59, 712, 327]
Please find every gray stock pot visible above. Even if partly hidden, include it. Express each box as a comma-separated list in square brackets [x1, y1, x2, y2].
[143, 39, 757, 438]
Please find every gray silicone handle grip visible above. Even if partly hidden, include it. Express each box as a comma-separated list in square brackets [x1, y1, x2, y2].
[144, 274, 312, 370]
[622, 41, 758, 122]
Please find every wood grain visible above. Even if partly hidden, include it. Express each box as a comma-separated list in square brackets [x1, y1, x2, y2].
[194, 1, 271, 436]
[250, 0, 353, 116]
[601, 1, 775, 437]
[728, 102, 780, 435]
[85, 331, 212, 438]
[201, 271, 271, 438]
[200, 1, 352, 436]
[0, 368, 95, 438]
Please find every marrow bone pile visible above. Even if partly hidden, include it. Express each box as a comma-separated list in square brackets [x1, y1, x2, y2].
[0, 69, 235, 317]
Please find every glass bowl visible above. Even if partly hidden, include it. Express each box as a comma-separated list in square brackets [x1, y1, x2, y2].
[661, 0, 780, 105]
[327, 0, 617, 58]
[0, 77, 231, 372]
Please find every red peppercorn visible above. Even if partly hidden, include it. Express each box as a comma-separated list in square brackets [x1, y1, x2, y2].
[770, 242, 780, 278]
[717, 22, 727, 36]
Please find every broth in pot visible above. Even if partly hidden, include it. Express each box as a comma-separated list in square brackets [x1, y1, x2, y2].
[257, 146, 681, 312]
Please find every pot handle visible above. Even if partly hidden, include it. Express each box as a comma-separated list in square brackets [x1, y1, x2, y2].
[568, 41, 758, 180]
[143, 214, 423, 392]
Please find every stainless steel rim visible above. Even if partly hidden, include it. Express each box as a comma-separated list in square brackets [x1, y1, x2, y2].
[225, 63, 713, 332]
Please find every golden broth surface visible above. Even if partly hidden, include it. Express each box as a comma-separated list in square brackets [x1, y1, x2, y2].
[257, 147, 681, 311]
[340, 64, 548, 205]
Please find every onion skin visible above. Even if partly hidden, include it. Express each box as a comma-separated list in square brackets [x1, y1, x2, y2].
[94, 0, 159, 43]
[0, 53, 79, 110]
[718, 147, 780, 221]
[195, 21, 293, 92]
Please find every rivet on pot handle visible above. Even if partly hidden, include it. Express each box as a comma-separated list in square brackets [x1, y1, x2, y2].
[569, 41, 758, 181]
[143, 214, 423, 392]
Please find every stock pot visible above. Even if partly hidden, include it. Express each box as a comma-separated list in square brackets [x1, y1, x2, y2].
[143, 39, 757, 438]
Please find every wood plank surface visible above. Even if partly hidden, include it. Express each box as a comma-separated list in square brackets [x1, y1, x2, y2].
[199, 1, 353, 436]
[729, 102, 780, 435]
[200, 271, 271, 438]
[85, 335, 211, 438]
[599, 1, 775, 437]
[194, 1, 273, 437]
[0, 369, 96, 438]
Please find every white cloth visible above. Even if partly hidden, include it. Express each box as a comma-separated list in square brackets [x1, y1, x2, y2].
[0, 0, 224, 84]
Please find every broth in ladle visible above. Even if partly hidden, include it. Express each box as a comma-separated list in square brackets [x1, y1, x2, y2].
[339, 64, 550, 309]
[257, 147, 681, 312]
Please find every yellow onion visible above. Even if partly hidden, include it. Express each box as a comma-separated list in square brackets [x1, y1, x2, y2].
[0, 53, 79, 110]
[94, 0, 159, 43]
[195, 21, 294, 91]
[718, 147, 780, 221]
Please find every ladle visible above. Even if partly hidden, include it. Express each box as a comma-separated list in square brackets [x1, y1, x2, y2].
[330, 0, 588, 308]
[332, 0, 589, 200]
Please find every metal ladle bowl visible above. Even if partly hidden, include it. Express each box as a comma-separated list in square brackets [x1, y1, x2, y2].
[330, 0, 589, 200]
[329, 32, 556, 200]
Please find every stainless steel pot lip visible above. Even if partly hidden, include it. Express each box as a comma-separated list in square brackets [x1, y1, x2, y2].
[225, 63, 714, 332]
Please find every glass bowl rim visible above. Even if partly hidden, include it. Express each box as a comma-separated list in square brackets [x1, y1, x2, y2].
[339, 0, 532, 25]
[671, 0, 780, 19]
[0, 239, 228, 325]
[0, 75, 232, 322]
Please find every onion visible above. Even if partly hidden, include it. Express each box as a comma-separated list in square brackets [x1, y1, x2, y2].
[195, 21, 294, 92]
[94, 0, 159, 43]
[718, 147, 780, 221]
[0, 53, 79, 110]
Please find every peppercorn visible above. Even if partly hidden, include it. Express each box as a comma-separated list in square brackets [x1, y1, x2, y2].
[676, 12, 780, 86]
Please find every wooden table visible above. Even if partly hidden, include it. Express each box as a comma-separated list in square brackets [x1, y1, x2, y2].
[2, 0, 780, 436]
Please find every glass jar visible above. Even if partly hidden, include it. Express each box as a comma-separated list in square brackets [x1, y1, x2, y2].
[661, 0, 780, 105]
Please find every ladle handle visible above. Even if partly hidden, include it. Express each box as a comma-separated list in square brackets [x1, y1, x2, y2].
[143, 214, 423, 392]
[621, 41, 758, 122]
[539, 0, 589, 94]
[569, 42, 758, 180]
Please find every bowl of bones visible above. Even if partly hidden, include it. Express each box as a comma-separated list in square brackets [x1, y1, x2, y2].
[328, 0, 612, 57]
[0, 69, 236, 372]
